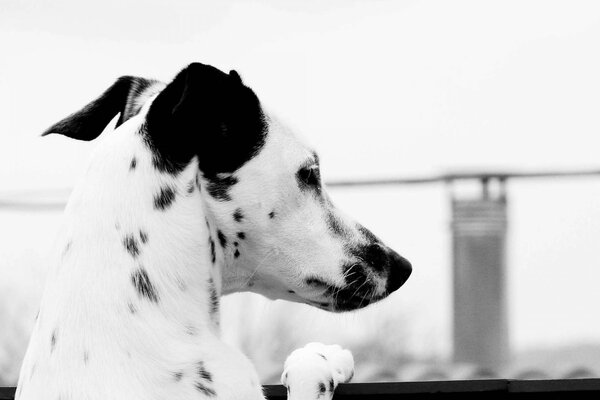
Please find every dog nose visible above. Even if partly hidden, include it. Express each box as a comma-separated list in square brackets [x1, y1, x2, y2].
[385, 249, 412, 293]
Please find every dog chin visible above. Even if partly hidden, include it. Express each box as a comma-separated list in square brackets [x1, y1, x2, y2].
[305, 294, 386, 313]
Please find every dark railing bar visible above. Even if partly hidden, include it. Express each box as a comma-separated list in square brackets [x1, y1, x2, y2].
[3, 379, 600, 399]
[326, 169, 600, 188]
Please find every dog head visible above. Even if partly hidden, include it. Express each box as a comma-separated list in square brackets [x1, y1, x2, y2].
[43, 63, 411, 312]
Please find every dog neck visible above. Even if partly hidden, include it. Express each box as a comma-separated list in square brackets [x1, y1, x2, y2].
[40, 119, 224, 365]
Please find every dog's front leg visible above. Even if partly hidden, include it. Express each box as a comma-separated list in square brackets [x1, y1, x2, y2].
[281, 343, 354, 400]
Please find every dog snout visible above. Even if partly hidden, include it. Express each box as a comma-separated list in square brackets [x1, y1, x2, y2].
[361, 242, 411, 293]
[385, 249, 412, 293]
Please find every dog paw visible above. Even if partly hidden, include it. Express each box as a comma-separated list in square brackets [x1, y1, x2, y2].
[281, 342, 354, 400]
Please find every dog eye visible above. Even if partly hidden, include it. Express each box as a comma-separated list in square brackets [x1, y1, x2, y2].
[297, 165, 321, 188]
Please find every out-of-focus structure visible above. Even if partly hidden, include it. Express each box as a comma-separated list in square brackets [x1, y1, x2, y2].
[451, 177, 508, 371]
[329, 169, 600, 373]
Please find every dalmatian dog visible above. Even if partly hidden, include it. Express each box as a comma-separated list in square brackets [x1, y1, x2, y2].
[16, 63, 412, 400]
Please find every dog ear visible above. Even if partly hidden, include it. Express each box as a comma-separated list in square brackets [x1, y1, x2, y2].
[145, 63, 267, 176]
[42, 76, 159, 141]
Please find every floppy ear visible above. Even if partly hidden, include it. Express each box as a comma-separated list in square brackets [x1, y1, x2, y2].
[42, 76, 160, 141]
[145, 63, 267, 176]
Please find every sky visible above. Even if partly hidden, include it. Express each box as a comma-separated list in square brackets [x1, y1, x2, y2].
[2, 0, 600, 367]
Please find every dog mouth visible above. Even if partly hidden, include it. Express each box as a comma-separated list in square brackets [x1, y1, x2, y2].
[302, 271, 386, 313]
[301, 249, 412, 312]
[307, 293, 386, 312]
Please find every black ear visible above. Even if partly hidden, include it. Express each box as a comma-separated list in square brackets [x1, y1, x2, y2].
[42, 76, 160, 141]
[145, 63, 267, 176]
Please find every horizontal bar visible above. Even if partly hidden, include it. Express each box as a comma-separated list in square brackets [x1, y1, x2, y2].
[0, 201, 67, 211]
[1, 169, 600, 210]
[264, 379, 600, 399]
[4, 379, 600, 400]
[327, 169, 600, 188]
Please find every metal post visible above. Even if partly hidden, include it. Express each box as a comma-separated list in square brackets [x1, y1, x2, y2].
[452, 179, 509, 371]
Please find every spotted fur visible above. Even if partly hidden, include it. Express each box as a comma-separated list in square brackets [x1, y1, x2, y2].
[233, 208, 244, 222]
[123, 234, 140, 258]
[206, 175, 238, 201]
[131, 268, 159, 303]
[154, 186, 176, 210]
[18, 62, 410, 400]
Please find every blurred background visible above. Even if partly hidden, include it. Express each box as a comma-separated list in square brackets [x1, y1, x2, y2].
[2, 0, 600, 386]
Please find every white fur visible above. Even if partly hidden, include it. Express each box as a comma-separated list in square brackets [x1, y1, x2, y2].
[16, 74, 405, 399]
[17, 111, 262, 399]
[215, 115, 385, 305]
[282, 343, 354, 400]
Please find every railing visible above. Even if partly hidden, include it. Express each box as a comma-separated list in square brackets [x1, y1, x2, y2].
[2, 168, 600, 210]
[2, 379, 600, 399]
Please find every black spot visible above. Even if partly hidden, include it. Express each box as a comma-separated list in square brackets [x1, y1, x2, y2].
[329, 378, 335, 392]
[154, 186, 176, 210]
[217, 230, 227, 248]
[131, 268, 159, 303]
[233, 241, 238, 247]
[209, 238, 216, 263]
[206, 175, 237, 201]
[268, 210, 276, 219]
[209, 280, 219, 315]
[173, 371, 184, 381]
[197, 361, 213, 382]
[139, 230, 148, 244]
[234, 249, 240, 258]
[195, 382, 216, 396]
[50, 329, 57, 353]
[83, 351, 89, 365]
[236, 232, 245, 240]
[288, 290, 295, 294]
[318, 382, 327, 394]
[128, 302, 137, 314]
[123, 235, 140, 258]
[326, 211, 345, 236]
[129, 157, 137, 171]
[187, 180, 195, 194]
[233, 208, 244, 222]
[318, 353, 327, 361]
